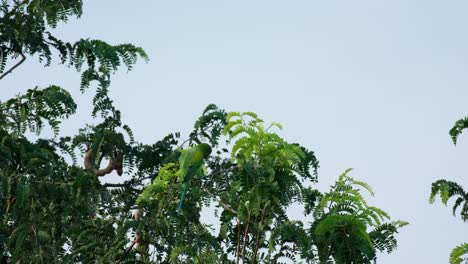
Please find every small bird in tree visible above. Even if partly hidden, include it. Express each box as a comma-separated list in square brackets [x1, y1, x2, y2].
[176, 143, 212, 212]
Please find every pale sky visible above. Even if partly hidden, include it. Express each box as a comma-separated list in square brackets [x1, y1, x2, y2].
[1, 1, 468, 263]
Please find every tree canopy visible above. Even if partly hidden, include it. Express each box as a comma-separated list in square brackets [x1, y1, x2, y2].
[0, 1, 407, 263]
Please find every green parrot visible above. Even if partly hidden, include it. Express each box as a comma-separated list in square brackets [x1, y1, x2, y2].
[176, 143, 212, 212]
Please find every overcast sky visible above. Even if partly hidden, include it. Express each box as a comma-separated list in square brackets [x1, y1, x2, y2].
[2, 1, 468, 263]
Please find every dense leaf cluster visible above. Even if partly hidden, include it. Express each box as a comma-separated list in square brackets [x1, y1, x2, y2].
[310, 170, 408, 263]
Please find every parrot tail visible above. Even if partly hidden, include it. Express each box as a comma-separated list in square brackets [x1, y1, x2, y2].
[177, 190, 186, 212]
[177, 182, 189, 212]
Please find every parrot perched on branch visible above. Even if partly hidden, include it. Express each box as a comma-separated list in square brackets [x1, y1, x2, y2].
[176, 143, 212, 212]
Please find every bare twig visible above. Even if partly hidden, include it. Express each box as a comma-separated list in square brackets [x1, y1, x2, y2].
[200, 185, 237, 215]
[102, 183, 127, 188]
[120, 240, 136, 263]
[176, 121, 217, 149]
[0, 53, 26, 81]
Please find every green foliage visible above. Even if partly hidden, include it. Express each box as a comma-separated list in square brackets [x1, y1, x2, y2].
[430, 180, 468, 221]
[217, 112, 317, 262]
[0, 0, 147, 82]
[0, 129, 104, 263]
[314, 214, 374, 263]
[0, 86, 76, 136]
[450, 116, 468, 145]
[224, 112, 305, 171]
[430, 116, 468, 264]
[268, 220, 314, 262]
[137, 163, 178, 205]
[0, 89, 406, 263]
[0, 2, 407, 263]
[310, 169, 408, 264]
[134, 111, 322, 263]
[0, 1, 151, 263]
[450, 243, 468, 264]
[0, 0, 82, 71]
[188, 104, 227, 147]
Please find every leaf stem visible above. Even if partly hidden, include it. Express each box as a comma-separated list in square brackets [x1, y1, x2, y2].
[0, 53, 26, 81]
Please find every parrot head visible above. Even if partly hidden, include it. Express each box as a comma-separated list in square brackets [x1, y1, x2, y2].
[198, 143, 212, 158]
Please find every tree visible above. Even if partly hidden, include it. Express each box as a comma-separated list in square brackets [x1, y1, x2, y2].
[0, 1, 150, 263]
[0, 1, 406, 263]
[429, 116, 468, 264]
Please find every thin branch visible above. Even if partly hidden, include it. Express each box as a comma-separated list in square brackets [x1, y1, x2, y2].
[119, 240, 136, 263]
[200, 185, 237, 215]
[252, 205, 267, 263]
[5, 196, 15, 215]
[101, 183, 141, 196]
[0, 53, 26, 81]
[236, 219, 241, 264]
[102, 183, 128, 188]
[177, 137, 191, 149]
[177, 121, 217, 149]
[241, 209, 251, 264]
